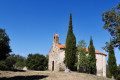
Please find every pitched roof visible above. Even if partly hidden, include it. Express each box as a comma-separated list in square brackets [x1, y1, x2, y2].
[56, 44, 107, 56]
[56, 44, 65, 48]
[85, 48, 107, 56]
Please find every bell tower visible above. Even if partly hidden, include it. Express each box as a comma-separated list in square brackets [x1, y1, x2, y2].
[53, 34, 59, 47]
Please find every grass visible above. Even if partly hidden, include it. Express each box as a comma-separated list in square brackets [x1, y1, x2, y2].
[0, 70, 114, 80]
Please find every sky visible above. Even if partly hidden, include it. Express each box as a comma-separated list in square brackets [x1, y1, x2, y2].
[0, 0, 120, 65]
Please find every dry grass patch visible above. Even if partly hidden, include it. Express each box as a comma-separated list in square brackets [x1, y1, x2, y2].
[0, 70, 114, 80]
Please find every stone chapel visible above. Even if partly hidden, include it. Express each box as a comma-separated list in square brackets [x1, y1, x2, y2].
[49, 34, 107, 77]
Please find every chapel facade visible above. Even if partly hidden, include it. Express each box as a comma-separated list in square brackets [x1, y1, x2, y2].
[49, 34, 107, 77]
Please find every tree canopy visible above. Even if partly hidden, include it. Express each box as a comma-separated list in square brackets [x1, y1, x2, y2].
[102, 2, 120, 49]
[0, 29, 11, 60]
[75, 40, 90, 73]
[26, 53, 48, 70]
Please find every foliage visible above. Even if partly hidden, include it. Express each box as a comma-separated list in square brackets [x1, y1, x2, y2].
[88, 37, 96, 74]
[15, 55, 26, 69]
[0, 61, 7, 70]
[117, 65, 120, 75]
[45, 54, 49, 70]
[116, 65, 120, 80]
[107, 40, 117, 79]
[5, 54, 17, 70]
[0, 29, 11, 60]
[0, 54, 26, 70]
[65, 12, 76, 71]
[102, 41, 110, 52]
[77, 40, 87, 48]
[26, 53, 48, 70]
[116, 74, 120, 80]
[75, 40, 89, 72]
[106, 65, 112, 78]
[102, 2, 120, 49]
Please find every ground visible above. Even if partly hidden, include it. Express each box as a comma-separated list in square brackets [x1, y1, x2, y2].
[0, 70, 114, 80]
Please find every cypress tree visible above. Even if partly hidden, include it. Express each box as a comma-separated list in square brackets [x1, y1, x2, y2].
[88, 37, 96, 74]
[108, 39, 117, 78]
[65, 12, 76, 71]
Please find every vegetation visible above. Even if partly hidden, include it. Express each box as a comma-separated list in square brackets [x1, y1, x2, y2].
[102, 2, 120, 49]
[75, 40, 90, 73]
[0, 29, 11, 60]
[106, 65, 112, 78]
[0, 54, 26, 70]
[46, 54, 49, 69]
[88, 37, 96, 74]
[65, 12, 76, 71]
[26, 53, 48, 70]
[0, 61, 7, 70]
[5, 54, 17, 70]
[14, 55, 26, 69]
[107, 40, 117, 79]
[116, 65, 120, 80]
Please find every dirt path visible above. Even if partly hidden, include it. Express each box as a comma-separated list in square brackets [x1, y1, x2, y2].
[0, 70, 114, 80]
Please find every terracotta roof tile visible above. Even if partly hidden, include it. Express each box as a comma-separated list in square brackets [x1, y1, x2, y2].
[56, 44, 65, 48]
[85, 48, 107, 56]
[56, 44, 107, 56]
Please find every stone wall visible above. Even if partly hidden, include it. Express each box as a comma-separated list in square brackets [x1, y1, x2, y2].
[49, 45, 61, 71]
[96, 54, 106, 77]
[103, 55, 106, 77]
[59, 49, 66, 71]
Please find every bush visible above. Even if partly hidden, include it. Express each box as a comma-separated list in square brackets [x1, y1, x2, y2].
[14, 55, 26, 69]
[26, 53, 48, 70]
[116, 74, 120, 80]
[5, 54, 16, 70]
[0, 61, 7, 70]
[0, 54, 26, 70]
[106, 69, 112, 78]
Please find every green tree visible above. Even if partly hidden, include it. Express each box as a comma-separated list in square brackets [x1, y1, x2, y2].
[102, 2, 120, 49]
[5, 54, 17, 70]
[88, 37, 96, 74]
[26, 53, 47, 70]
[106, 64, 112, 78]
[45, 54, 49, 70]
[0, 61, 7, 70]
[65, 12, 76, 71]
[116, 65, 120, 80]
[75, 40, 89, 73]
[0, 29, 11, 60]
[108, 40, 117, 78]
[15, 55, 26, 69]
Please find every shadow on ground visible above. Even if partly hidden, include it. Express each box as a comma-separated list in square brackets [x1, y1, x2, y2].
[0, 75, 48, 80]
[0, 69, 26, 72]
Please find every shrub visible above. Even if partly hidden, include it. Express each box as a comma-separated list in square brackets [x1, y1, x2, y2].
[26, 53, 48, 70]
[116, 74, 120, 80]
[0, 61, 7, 70]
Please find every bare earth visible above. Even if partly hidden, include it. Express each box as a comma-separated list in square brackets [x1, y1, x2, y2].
[0, 70, 114, 80]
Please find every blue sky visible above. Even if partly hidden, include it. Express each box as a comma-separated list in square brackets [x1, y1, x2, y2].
[0, 0, 120, 65]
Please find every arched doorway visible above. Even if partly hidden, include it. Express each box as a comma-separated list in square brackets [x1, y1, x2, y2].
[52, 61, 54, 71]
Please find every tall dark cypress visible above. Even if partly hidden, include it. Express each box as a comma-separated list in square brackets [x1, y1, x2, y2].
[65, 12, 76, 71]
[88, 37, 96, 74]
[108, 39, 117, 78]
